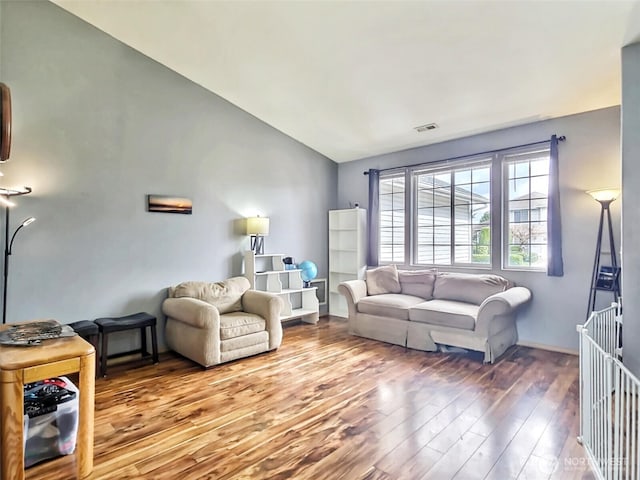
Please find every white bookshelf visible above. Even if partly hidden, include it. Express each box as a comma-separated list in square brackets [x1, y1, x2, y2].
[244, 252, 319, 324]
[328, 208, 367, 318]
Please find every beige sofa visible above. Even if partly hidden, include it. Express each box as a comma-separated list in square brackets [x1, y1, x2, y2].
[162, 277, 283, 367]
[337, 265, 532, 363]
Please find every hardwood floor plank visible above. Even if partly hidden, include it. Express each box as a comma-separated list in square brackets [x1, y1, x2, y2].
[548, 413, 594, 480]
[24, 317, 588, 480]
[482, 356, 580, 479]
[359, 466, 396, 480]
[188, 358, 435, 479]
[375, 351, 523, 477]
[419, 431, 487, 479]
[452, 414, 526, 480]
[518, 373, 581, 479]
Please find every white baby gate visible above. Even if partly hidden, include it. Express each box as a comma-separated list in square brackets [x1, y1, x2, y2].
[577, 301, 640, 479]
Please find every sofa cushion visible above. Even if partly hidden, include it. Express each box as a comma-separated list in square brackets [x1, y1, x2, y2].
[357, 293, 424, 320]
[219, 312, 266, 340]
[398, 270, 437, 300]
[409, 299, 479, 331]
[172, 277, 250, 314]
[433, 272, 512, 305]
[366, 265, 402, 295]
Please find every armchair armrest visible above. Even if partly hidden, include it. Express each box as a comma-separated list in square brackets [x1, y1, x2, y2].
[476, 286, 532, 336]
[242, 290, 283, 323]
[337, 280, 367, 319]
[242, 290, 284, 349]
[162, 297, 220, 330]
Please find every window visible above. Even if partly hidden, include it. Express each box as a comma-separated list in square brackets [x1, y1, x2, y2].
[503, 149, 550, 270]
[379, 174, 405, 264]
[414, 161, 491, 266]
[377, 146, 551, 271]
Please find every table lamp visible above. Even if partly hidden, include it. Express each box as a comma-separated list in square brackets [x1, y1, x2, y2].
[246, 216, 269, 255]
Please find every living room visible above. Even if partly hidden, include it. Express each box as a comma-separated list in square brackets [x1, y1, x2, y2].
[1, 1, 639, 479]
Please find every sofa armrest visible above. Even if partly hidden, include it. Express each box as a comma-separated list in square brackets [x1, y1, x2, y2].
[475, 286, 532, 335]
[242, 290, 284, 349]
[162, 297, 220, 330]
[337, 280, 367, 318]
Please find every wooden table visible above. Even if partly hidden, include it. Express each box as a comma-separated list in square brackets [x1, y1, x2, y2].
[0, 321, 95, 480]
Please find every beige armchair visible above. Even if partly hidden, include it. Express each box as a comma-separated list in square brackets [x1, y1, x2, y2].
[162, 276, 283, 368]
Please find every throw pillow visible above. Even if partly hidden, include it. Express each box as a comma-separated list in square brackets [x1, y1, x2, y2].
[366, 264, 402, 295]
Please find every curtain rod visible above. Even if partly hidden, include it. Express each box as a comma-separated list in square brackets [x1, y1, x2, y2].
[363, 135, 566, 175]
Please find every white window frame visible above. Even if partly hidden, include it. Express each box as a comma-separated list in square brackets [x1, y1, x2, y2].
[501, 147, 551, 272]
[378, 171, 407, 265]
[376, 145, 551, 273]
[411, 158, 493, 268]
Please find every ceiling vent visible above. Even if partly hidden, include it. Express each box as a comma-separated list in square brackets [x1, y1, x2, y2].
[414, 123, 438, 133]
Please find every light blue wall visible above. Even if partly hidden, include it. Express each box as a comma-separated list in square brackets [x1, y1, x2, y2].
[0, 0, 626, 357]
[622, 42, 640, 375]
[338, 107, 621, 352]
[0, 1, 337, 351]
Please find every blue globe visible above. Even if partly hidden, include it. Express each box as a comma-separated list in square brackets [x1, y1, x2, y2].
[298, 260, 318, 283]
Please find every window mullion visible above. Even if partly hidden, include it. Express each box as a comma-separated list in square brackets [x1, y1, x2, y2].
[493, 153, 503, 270]
[450, 170, 455, 266]
[405, 168, 413, 266]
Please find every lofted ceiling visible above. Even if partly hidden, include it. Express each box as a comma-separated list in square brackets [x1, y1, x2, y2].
[52, 0, 640, 163]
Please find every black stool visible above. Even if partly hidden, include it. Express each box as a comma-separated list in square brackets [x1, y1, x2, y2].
[69, 320, 100, 376]
[94, 312, 159, 377]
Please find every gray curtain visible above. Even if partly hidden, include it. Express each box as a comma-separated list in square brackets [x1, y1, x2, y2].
[367, 169, 380, 266]
[547, 135, 564, 276]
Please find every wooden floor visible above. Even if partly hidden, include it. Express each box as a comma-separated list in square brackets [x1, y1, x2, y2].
[28, 317, 593, 480]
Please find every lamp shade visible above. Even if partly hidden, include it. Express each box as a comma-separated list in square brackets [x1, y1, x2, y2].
[586, 188, 620, 203]
[246, 216, 269, 236]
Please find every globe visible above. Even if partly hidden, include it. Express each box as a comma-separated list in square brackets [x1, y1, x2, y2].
[298, 260, 318, 283]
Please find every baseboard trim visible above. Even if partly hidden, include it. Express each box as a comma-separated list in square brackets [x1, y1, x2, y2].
[517, 340, 578, 356]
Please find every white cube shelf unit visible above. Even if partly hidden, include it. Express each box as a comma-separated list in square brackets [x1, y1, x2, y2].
[329, 208, 367, 318]
[244, 252, 319, 324]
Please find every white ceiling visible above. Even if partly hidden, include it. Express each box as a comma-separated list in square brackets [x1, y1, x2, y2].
[52, 0, 640, 163]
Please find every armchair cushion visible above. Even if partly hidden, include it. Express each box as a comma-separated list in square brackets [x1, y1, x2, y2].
[172, 277, 250, 314]
[219, 312, 266, 340]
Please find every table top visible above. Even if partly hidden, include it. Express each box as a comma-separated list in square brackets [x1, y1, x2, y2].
[0, 320, 94, 371]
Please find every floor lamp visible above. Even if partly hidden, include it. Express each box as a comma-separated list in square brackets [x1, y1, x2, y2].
[586, 188, 621, 319]
[0, 186, 33, 324]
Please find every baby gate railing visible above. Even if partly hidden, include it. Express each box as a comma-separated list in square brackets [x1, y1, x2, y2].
[578, 301, 639, 479]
